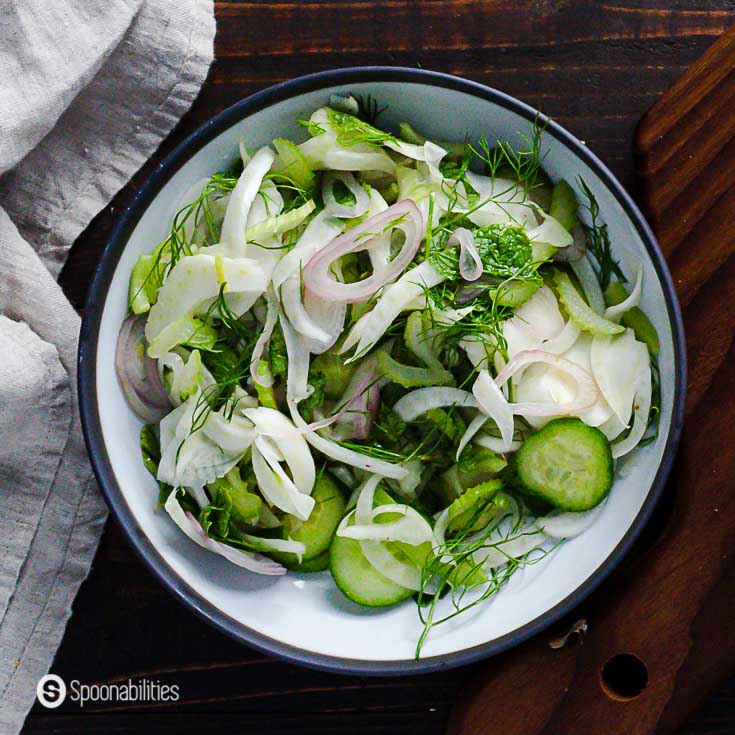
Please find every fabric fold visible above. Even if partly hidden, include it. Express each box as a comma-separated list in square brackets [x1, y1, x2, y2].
[0, 1, 215, 732]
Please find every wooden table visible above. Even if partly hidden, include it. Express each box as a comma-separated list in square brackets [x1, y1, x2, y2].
[27, 2, 735, 733]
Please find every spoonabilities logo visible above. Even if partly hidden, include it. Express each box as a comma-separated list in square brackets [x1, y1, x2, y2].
[36, 674, 67, 708]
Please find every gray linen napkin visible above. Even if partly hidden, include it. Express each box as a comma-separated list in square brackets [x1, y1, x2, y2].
[0, 1, 215, 731]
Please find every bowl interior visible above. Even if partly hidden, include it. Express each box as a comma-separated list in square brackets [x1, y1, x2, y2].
[85, 74, 682, 671]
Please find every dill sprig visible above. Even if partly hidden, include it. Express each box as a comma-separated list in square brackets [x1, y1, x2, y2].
[414, 501, 559, 657]
[577, 178, 626, 291]
[469, 117, 548, 195]
[354, 94, 388, 126]
[189, 286, 260, 434]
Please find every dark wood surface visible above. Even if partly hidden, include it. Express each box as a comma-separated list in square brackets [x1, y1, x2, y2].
[27, 2, 735, 733]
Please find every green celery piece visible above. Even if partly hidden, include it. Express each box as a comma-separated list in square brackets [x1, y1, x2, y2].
[176, 350, 203, 401]
[254, 362, 279, 408]
[555, 270, 624, 335]
[273, 138, 315, 192]
[549, 179, 579, 233]
[397, 121, 467, 162]
[404, 311, 448, 375]
[309, 349, 356, 400]
[447, 486, 512, 536]
[604, 281, 660, 356]
[245, 199, 315, 243]
[140, 424, 160, 478]
[424, 408, 466, 443]
[147, 316, 218, 358]
[377, 351, 453, 389]
[128, 254, 160, 314]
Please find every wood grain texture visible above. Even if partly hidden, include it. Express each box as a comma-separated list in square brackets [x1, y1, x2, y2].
[448, 21, 735, 735]
[27, 2, 735, 734]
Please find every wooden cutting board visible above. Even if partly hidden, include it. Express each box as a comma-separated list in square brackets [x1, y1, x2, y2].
[447, 25, 735, 735]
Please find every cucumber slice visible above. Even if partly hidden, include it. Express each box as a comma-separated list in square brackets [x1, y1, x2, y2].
[269, 473, 346, 565]
[287, 549, 329, 573]
[516, 418, 613, 511]
[550, 180, 579, 233]
[329, 510, 413, 607]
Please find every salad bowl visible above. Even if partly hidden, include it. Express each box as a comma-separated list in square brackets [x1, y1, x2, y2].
[79, 67, 686, 674]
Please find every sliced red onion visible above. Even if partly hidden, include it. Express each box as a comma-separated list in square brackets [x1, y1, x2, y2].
[495, 349, 599, 417]
[302, 199, 425, 304]
[116, 314, 171, 421]
[450, 227, 483, 282]
[322, 171, 371, 218]
[164, 490, 285, 575]
[333, 359, 380, 440]
[250, 287, 279, 387]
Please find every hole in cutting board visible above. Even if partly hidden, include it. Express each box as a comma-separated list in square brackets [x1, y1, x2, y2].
[600, 654, 648, 701]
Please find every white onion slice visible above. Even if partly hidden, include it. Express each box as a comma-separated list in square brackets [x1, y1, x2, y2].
[288, 399, 408, 480]
[496, 349, 599, 417]
[590, 330, 649, 425]
[279, 314, 311, 404]
[342, 504, 433, 546]
[250, 287, 279, 387]
[393, 387, 478, 422]
[472, 370, 515, 450]
[526, 210, 573, 249]
[302, 199, 425, 304]
[538, 504, 605, 539]
[252, 439, 315, 521]
[540, 319, 581, 355]
[220, 146, 275, 257]
[456, 413, 489, 461]
[348, 477, 429, 590]
[164, 490, 285, 575]
[473, 432, 523, 453]
[280, 275, 333, 344]
[475, 524, 547, 570]
[302, 285, 347, 354]
[322, 171, 371, 218]
[450, 227, 483, 281]
[605, 266, 643, 322]
[611, 367, 652, 458]
[245, 406, 315, 495]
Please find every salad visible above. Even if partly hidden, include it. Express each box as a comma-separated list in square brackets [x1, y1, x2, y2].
[117, 95, 659, 656]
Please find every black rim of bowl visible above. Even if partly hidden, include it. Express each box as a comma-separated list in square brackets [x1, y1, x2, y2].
[79, 67, 687, 676]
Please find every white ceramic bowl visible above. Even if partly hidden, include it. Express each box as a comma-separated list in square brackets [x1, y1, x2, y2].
[79, 68, 686, 674]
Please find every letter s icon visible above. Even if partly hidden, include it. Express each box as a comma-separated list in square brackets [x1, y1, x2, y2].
[37, 674, 66, 708]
